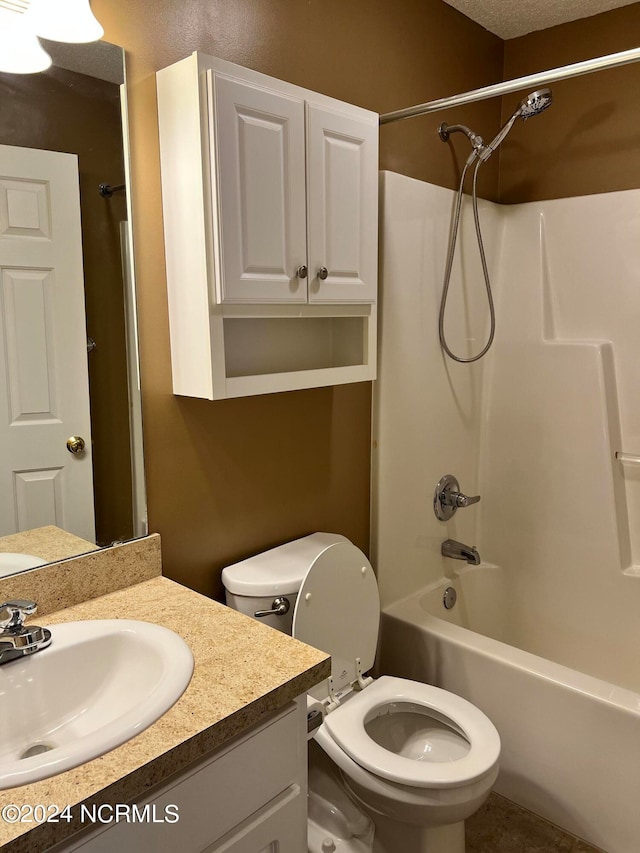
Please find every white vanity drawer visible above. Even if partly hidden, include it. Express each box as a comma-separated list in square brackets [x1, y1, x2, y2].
[58, 702, 305, 853]
[209, 785, 305, 852]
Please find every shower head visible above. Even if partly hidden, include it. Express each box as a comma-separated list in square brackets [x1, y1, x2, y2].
[519, 88, 553, 119]
[478, 87, 553, 161]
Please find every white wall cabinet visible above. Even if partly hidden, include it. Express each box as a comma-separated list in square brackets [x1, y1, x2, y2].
[53, 702, 307, 853]
[157, 53, 378, 399]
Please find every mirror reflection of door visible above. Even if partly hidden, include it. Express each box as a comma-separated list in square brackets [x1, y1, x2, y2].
[0, 43, 143, 551]
[0, 143, 95, 541]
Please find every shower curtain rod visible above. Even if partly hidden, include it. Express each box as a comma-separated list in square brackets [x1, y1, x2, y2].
[379, 45, 640, 125]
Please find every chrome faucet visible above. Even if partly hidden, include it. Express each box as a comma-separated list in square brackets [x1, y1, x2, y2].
[441, 539, 481, 566]
[0, 600, 52, 665]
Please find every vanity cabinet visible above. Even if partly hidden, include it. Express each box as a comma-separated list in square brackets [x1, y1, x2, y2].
[156, 53, 378, 399]
[55, 701, 307, 853]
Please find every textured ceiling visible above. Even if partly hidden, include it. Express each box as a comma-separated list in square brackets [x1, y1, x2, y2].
[43, 39, 124, 85]
[443, 0, 640, 39]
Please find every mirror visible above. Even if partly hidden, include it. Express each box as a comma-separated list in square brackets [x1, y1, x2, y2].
[0, 39, 147, 577]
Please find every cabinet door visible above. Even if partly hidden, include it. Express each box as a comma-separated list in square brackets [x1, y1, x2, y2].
[307, 105, 378, 303]
[52, 705, 304, 853]
[210, 787, 305, 852]
[213, 75, 308, 303]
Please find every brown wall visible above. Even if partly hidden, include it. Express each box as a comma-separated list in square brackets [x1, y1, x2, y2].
[0, 67, 133, 545]
[93, 0, 503, 600]
[500, 3, 640, 203]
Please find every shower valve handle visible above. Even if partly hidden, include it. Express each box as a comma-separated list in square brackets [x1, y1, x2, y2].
[434, 474, 481, 521]
[452, 492, 480, 508]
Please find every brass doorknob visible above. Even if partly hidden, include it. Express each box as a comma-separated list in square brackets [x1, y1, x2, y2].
[66, 436, 86, 454]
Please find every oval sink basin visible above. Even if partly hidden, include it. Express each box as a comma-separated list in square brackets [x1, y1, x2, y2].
[0, 553, 47, 579]
[0, 620, 194, 789]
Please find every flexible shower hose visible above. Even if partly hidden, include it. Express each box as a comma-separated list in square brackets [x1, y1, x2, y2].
[438, 157, 496, 363]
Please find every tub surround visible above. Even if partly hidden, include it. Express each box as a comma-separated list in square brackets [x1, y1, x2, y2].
[373, 172, 639, 852]
[0, 552, 330, 852]
[372, 172, 497, 608]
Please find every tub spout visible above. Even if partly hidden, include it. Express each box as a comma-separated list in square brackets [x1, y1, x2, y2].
[441, 539, 481, 565]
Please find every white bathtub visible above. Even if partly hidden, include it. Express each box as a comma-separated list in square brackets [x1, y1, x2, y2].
[378, 567, 640, 853]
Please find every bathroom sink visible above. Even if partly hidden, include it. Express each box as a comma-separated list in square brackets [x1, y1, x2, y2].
[0, 553, 47, 579]
[0, 619, 194, 789]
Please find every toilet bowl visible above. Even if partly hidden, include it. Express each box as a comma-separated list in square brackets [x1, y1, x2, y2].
[222, 533, 500, 853]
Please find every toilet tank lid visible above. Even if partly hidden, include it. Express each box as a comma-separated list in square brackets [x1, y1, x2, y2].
[221, 532, 349, 596]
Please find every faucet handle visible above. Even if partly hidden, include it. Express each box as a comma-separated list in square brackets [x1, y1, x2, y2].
[434, 474, 481, 521]
[454, 492, 480, 508]
[0, 600, 37, 630]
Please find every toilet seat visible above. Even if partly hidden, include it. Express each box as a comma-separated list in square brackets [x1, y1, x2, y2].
[323, 676, 501, 789]
[292, 541, 380, 705]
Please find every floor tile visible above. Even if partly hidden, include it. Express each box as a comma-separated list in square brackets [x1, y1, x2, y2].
[571, 841, 605, 853]
[466, 793, 603, 853]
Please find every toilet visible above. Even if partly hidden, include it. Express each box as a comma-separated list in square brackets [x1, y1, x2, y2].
[222, 533, 500, 853]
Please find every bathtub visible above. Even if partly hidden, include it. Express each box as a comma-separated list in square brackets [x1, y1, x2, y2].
[377, 566, 640, 853]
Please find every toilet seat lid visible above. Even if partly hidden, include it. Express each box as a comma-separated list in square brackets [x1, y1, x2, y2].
[292, 542, 379, 702]
[323, 676, 501, 789]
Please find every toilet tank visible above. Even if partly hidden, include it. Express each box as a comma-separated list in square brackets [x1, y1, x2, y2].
[222, 532, 348, 634]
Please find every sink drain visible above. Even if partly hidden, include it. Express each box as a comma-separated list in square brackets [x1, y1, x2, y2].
[20, 743, 55, 760]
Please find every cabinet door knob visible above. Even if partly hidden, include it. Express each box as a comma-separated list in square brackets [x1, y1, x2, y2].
[296, 265, 308, 279]
[317, 266, 328, 281]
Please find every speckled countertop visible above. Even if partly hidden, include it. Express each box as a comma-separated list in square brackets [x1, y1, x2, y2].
[0, 526, 98, 564]
[0, 576, 330, 853]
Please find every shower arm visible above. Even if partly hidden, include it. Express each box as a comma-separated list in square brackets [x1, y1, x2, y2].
[438, 122, 485, 154]
[380, 45, 640, 124]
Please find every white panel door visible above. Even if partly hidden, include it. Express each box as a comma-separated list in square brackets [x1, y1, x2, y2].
[213, 74, 308, 303]
[0, 144, 95, 541]
[307, 105, 378, 303]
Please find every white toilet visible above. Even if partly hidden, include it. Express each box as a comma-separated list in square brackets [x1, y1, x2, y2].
[222, 533, 500, 853]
